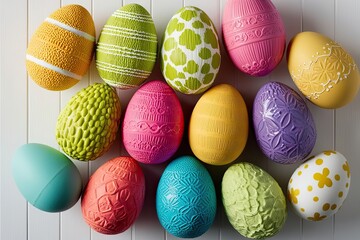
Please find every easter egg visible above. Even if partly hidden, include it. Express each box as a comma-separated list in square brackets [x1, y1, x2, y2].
[96, 4, 157, 89]
[156, 156, 216, 238]
[288, 151, 350, 221]
[161, 6, 221, 94]
[287, 31, 360, 109]
[81, 156, 145, 234]
[122, 80, 184, 164]
[12, 143, 82, 212]
[222, 162, 287, 239]
[26, 4, 95, 91]
[253, 82, 316, 164]
[56, 83, 121, 161]
[189, 84, 248, 165]
[222, 0, 286, 76]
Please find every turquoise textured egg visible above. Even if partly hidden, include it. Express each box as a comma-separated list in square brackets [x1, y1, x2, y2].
[12, 143, 82, 212]
[156, 156, 216, 238]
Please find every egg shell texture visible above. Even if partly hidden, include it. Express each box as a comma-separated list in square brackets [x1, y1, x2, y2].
[96, 4, 157, 89]
[12, 143, 82, 212]
[26, 4, 95, 90]
[189, 84, 248, 165]
[161, 6, 221, 94]
[56, 83, 121, 161]
[122, 80, 184, 164]
[222, 0, 286, 76]
[81, 156, 145, 234]
[287, 31, 360, 109]
[156, 156, 216, 238]
[253, 82, 316, 164]
[222, 162, 287, 239]
[288, 151, 351, 221]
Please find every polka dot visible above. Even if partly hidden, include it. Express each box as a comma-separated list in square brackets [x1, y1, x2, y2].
[304, 164, 309, 169]
[167, 18, 179, 35]
[313, 196, 319, 202]
[298, 171, 302, 176]
[176, 23, 185, 32]
[204, 29, 218, 48]
[301, 208, 305, 212]
[307, 185, 313, 191]
[316, 159, 323, 165]
[174, 81, 182, 86]
[165, 64, 178, 80]
[203, 73, 214, 84]
[331, 204, 337, 210]
[192, 20, 204, 29]
[179, 29, 201, 50]
[185, 77, 201, 90]
[211, 53, 221, 69]
[199, 48, 212, 60]
[184, 60, 199, 74]
[177, 72, 185, 79]
[180, 9, 197, 21]
[346, 183, 349, 188]
[335, 174, 340, 181]
[323, 203, 330, 211]
[338, 191, 343, 198]
[201, 64, 210, 74]
[200, 12, 211, 26]
[163, 38, 177, 51]
[290, 178, 293, 184]
[170, 48, 187, 66]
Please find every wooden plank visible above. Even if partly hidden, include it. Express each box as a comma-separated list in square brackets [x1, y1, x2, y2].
[0, 0, 28, 240]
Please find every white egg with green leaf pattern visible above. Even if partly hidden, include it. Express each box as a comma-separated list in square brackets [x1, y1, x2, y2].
[161, 6, 221, 94]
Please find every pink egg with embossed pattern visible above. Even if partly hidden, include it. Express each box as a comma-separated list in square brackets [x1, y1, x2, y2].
[122, 80, 184, 164]
[222, 0, 286, 76]
[81, 157, 145, 235]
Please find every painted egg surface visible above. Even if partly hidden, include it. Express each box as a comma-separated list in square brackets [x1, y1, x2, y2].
[26, 4, 95, 91]
[122, 80, 184, 164]
[253, 82, 316, 164]
[161, 6, 221, 94]
[222, 162, 287, 239]
[156, 156, 216, 238]
[222, 0, 286, 76]
[81, 156, 145, 234]
[288, 151, 350, 221]
[96, 4, 157, 89]
[12, 143, 82, 212]
[189, 84, 248, 165]
[287, 31, 360, 109]
[56, 83, 121, 161]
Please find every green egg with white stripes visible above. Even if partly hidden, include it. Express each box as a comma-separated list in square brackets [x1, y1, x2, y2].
[96, 4, 157, 89]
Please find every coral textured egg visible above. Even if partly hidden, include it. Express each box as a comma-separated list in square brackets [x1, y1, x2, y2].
[81, 157, 145, 234]
[222, 162, 287, 239]
[222, 0, 286, 76]
[12, 143, 82, 212]
[156, 156, 217, 238]
[161, 6, 221, 94]
[56, 83, 121, 161]
[253, 82, 316, 164]
[288, 151, 350, 221]
[96, 4, 157, 89]
[26, 5, 95, 91]
[122, 80, 184, 164]
[287, 31, 360, 109]
[189, 84, 248, 165]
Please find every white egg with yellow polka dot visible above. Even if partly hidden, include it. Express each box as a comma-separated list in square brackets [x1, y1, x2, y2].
[287, 151, 350, 221]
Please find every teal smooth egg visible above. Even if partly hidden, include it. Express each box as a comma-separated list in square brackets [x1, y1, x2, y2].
[12, 143, 82, 212]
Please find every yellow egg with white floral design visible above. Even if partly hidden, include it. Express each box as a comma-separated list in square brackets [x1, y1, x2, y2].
[287, 150, 350, 221]
[287, 31, 360, 109]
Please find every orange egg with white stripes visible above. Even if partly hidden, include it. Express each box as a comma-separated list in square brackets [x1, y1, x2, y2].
[26, 4, 95, 91]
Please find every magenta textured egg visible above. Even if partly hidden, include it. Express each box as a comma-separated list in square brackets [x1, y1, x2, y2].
[122, 80, 184, 164]
[222, 0, 286, 76]
[81, 157, 145, 235]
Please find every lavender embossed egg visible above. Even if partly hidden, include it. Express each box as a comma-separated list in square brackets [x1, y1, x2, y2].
[81, 157, 145, 234]
[222, 0, 286, 76]
[156, 156, 216, 238]
[122, 80, 184, 164]
[253, 82, 316, 164]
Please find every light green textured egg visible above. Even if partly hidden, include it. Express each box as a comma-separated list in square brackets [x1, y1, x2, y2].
[161, 6, 221, 94]
[96, 4, 157, 89]
[56, 83, 121, 161]
[222, 162, 287, 239]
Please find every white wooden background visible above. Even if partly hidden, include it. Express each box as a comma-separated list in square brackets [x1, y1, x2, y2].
[1, 0, 360, 239]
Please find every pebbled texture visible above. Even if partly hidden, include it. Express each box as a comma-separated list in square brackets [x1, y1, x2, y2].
[56, 83, 121, 161]
[81, 157, 145, 234]
[222, 162, 287, 239]
[253, 82, 316, 164]
[156, 156, 217, 238]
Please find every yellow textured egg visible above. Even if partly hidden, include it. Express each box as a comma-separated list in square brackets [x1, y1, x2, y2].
[189, 84, 248, 165]
[287, 31, 360, 109]
[26, 5, 96, 91]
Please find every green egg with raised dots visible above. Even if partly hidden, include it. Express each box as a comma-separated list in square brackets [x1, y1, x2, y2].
[161, 6, 221, 94]
[56, 83, 121, 161]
